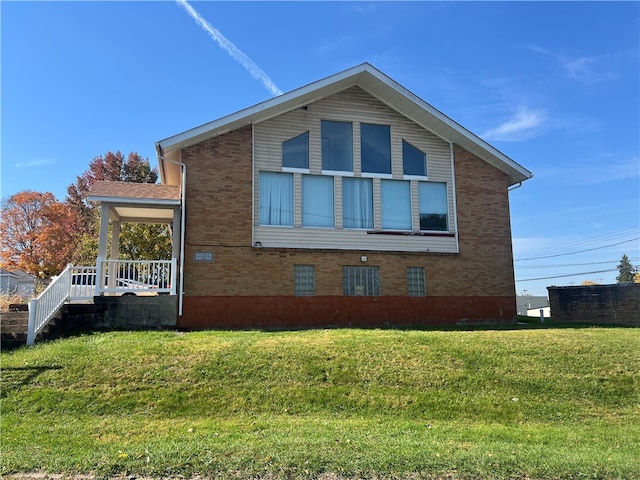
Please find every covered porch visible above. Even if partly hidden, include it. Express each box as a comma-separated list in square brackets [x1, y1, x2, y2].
[88, 180, 183, 298]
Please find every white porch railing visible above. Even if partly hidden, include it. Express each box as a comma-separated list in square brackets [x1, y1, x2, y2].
[97, 259, 176, 296]
[27, 264, 74, 345]
[27, 259, 177, 345]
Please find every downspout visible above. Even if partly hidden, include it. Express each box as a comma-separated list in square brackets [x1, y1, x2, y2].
[158, 153, 186, 317]
[449, 142, 460, 254]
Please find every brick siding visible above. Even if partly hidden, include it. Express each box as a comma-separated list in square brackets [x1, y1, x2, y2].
[548, 284, 640, 325]
[178, 127, 517, 327]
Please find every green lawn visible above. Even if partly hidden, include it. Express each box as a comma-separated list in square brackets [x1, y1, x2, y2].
[1, 326, 639, 479]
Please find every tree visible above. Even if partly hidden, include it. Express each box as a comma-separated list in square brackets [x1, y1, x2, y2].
[66, 151, 171, 263]
[616, 254, 637, 284]
[0, 191, 79, 277]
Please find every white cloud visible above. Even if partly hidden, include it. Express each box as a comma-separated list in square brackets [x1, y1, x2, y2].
[13, 159, 56, 168]
[528, 45, 619, 84]
[175, 0, 283, 97]
[481, 107, 547, 141]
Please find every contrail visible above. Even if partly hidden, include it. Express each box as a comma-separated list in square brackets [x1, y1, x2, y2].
[175, 0, 283, 97]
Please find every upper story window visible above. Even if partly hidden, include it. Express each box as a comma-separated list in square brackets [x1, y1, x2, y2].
[419, 182, 448, 231]
[403, 140, 426, 177]
[282, 132, 309, 169]
[361, 123, 391, 174]
[259, 172, 293, 226]
[381, 179, 411, 230]
[343, 177, 373, 229]
[321, 120, 353, 172]
[302, 175, 334, 227]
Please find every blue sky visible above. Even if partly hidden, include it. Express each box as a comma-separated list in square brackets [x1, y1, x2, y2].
[2, 1, 639, 296]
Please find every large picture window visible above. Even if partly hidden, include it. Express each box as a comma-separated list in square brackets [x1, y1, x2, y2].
[419, 182, 448, 231]
[381, 180, 411, 230]
[342, 177, 373, 229]
[321, 120, 353, 172]
[302, 175, 334, 227]
[259, 172, 293, 226]
[403, 140, 426, 176]
[361, 123, 391, 174]
[282, 132, 309, 169]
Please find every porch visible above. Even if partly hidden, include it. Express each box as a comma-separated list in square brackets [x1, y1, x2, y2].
[27, 181, 183, 345]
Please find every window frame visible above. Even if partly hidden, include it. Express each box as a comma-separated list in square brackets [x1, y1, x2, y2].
[321, 120, 354, 174]
[302, 174, 335, 228]
[402, 139, 428, 179]
[407, 267, 426, 296]
[418, 181, 449, 232]
[360, 123, 392, 176]
[294, 264, 315, 296]
[381, 179, 412, 231]
[343, 266, 380, 296]
[342, 177, 374, 230]
[258, 171, 294, 227]
[282, 131, 310, 172]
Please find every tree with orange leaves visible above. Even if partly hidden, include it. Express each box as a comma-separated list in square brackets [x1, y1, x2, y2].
[0, 191, 79, 278]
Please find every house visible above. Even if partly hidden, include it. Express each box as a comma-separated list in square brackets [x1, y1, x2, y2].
[516, 295, 549, 316]
[90, 63, 533, 329]
[0, 269, 37, 298]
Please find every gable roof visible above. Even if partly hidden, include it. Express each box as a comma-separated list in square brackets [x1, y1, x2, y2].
[156, 63, 533, 186]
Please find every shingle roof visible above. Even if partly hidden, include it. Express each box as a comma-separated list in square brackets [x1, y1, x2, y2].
[88, 181, 180, 202]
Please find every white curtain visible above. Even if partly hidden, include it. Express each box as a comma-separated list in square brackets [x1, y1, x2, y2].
[302, 175, 334, 227]
[382, 180, 411, 230]
[343, 177, 373, 229]
[259, 172, 293, 226]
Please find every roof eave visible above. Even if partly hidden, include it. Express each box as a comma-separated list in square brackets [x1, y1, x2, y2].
[156, 62, 533, 186]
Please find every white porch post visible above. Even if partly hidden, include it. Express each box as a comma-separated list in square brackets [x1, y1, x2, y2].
[111, 221, 121, 260]
[97, 203, 111, 296]
[98, 203, 110, 260]
[171, 207, 181, 261]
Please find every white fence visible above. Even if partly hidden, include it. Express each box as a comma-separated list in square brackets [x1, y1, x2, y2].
[27, 260, 177, 345]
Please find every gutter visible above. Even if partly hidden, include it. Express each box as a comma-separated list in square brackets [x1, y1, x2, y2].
[156, 149, 186, 317]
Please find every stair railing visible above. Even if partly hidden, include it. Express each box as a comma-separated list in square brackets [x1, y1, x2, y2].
[27, 264, 73, 345]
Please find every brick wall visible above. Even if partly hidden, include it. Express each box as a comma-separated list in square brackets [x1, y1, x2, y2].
[178, 126, 517, 327]
[548, 284, 640, 326]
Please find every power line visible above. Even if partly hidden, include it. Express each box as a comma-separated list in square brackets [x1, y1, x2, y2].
[514, 227, 639, 260]
[516, 268, 617, 283]
[516, 257, 640, 269]
[515, 237, 640, 262]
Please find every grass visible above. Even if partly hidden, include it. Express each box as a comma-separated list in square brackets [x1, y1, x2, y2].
[1, 326, 639, 479]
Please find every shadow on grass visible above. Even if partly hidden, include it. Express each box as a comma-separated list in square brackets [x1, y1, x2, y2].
[0, 365, 63, 397]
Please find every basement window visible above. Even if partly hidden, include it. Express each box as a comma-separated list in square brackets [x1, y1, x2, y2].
[407, 267, 426, 296]
[343, 266, 380, 296]
[294, 265, 315, 296]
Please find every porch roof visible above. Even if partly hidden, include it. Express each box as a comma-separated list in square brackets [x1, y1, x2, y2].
[88, 181, 180, 223]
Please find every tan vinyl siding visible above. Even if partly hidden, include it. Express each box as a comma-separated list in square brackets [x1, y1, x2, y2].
[253, 86, 457, 252]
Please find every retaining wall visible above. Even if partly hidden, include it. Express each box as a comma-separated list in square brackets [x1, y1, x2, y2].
[548, 284, 640, 326]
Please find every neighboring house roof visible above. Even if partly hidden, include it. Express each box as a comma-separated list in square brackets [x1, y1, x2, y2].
[88, 181, 181, 223]
[0, 268, 20, 279]
[516, 295, 549, 315]
[156, 62, 533, 187]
